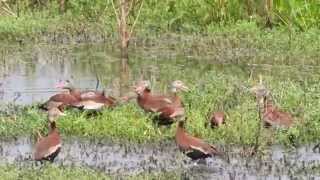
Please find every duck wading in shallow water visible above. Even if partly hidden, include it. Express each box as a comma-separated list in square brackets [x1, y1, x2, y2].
[175, 118, 222, 160]
[134, 80, 189, 124]
[34, 107, 65, 162]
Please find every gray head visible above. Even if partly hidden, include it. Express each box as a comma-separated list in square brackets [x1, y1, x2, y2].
[250, 84, 269, 99]
[134, 80, 151, 95]
[170, 80, 189, 93]
[55, 80, 74, 90]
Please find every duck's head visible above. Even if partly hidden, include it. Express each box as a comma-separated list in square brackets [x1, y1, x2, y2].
[170, 80, 189, 93]
[55, 80, 73, 90]
[133, 80, 151, 95]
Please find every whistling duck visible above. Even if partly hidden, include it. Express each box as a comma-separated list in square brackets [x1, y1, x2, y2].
[56, 80, 117, 110]
[250, 84, 293, 128]
[134, 80, 189, 124]
[175, 119, 221, 160]
[56, 80, 105, 100]
[206, 111, 226, 128]
[39, 80, 82, 110]
[34, 107, 65, 162]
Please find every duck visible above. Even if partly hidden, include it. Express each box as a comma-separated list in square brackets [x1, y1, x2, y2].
[134, 80, 172, 112]
[34, 107, 65, 162]
[39, 92, 79, 111]
[134, 80, 189, 124]
[250, 83, 293, 128]
[175, 119, 221, 160]
[72, 93, 117, 110]
[206, 111, 226, 128]
[55, 80, 102, 100]
[39, 80, 82, 111]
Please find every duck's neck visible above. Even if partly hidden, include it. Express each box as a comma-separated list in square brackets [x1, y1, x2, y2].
[49, 121, 57, 133]
[138, 88, 151, 98]
[257, 95, 272, 114]
[177, 121, 185, 132]
[65, 86, 81, 99]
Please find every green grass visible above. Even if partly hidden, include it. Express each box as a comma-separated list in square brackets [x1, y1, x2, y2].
[0, 164, 110, 180]
[0, 67, 320, 147]
[0, 0, 320, 43]
[0, 164, 182, 180]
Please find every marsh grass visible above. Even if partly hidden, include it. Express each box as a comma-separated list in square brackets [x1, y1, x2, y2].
[0, 164, 110, 180]
[0, 164, 184, 180]
[0, 67, 319, 148]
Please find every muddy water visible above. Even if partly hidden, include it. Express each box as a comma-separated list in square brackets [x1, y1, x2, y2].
[0, 137, 319, 179]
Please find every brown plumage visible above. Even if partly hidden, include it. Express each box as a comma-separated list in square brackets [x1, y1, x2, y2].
[261, 97, 293, 128]
[250, 83, 293, 128]
[39, 80, 81, 110]
[207, 111, 226, 128]
[40, 93, 80, 111]
[135, 80, 188, 124]
[175, 120, 221, 160]
[59, 80, 117, 110]
[34, 107, 65, 162]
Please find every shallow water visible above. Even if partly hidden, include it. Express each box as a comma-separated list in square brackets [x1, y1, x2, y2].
[0, 137, 319, 179]
[1, 40, 320, 179]
[0, 43, 319, 105]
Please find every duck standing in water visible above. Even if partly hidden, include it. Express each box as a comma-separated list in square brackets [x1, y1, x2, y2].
[34, 107, 65, 162]
[175, 119, 221, 160]
[134, 80, 189, 124]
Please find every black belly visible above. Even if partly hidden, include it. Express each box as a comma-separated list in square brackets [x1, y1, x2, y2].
[42, 147, 61, 162]
[185, 149, 211, 160]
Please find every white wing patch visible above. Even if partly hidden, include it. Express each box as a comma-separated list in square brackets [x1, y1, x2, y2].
[42, 143, 61, 157]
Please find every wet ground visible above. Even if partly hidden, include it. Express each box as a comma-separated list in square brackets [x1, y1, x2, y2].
[1, 41, 320, 179]
[0, 137, 320, 179]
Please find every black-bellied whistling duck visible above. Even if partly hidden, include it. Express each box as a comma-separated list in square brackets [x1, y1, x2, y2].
[134, 80, 189, 124]
[175, 119, 221, 160]
[134, 80, 173, 113]
[56, 80, 105, 100]
[39, 91, 80, 111]
[55, 80, 117, 110]
[39, 80, 82, 111]
[206, 111, 226, 128]
[250, 84, 293, 128]
[34, 107, 65, 162]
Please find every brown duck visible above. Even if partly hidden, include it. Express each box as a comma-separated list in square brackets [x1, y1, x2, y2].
[34, 107, 65, 162]
[135, 80, 188, 124]
[175, 119, 221, 160]
[39, 80, 81, 110]
[206, 111, 226, 128]
[250, 84, 293, 128]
